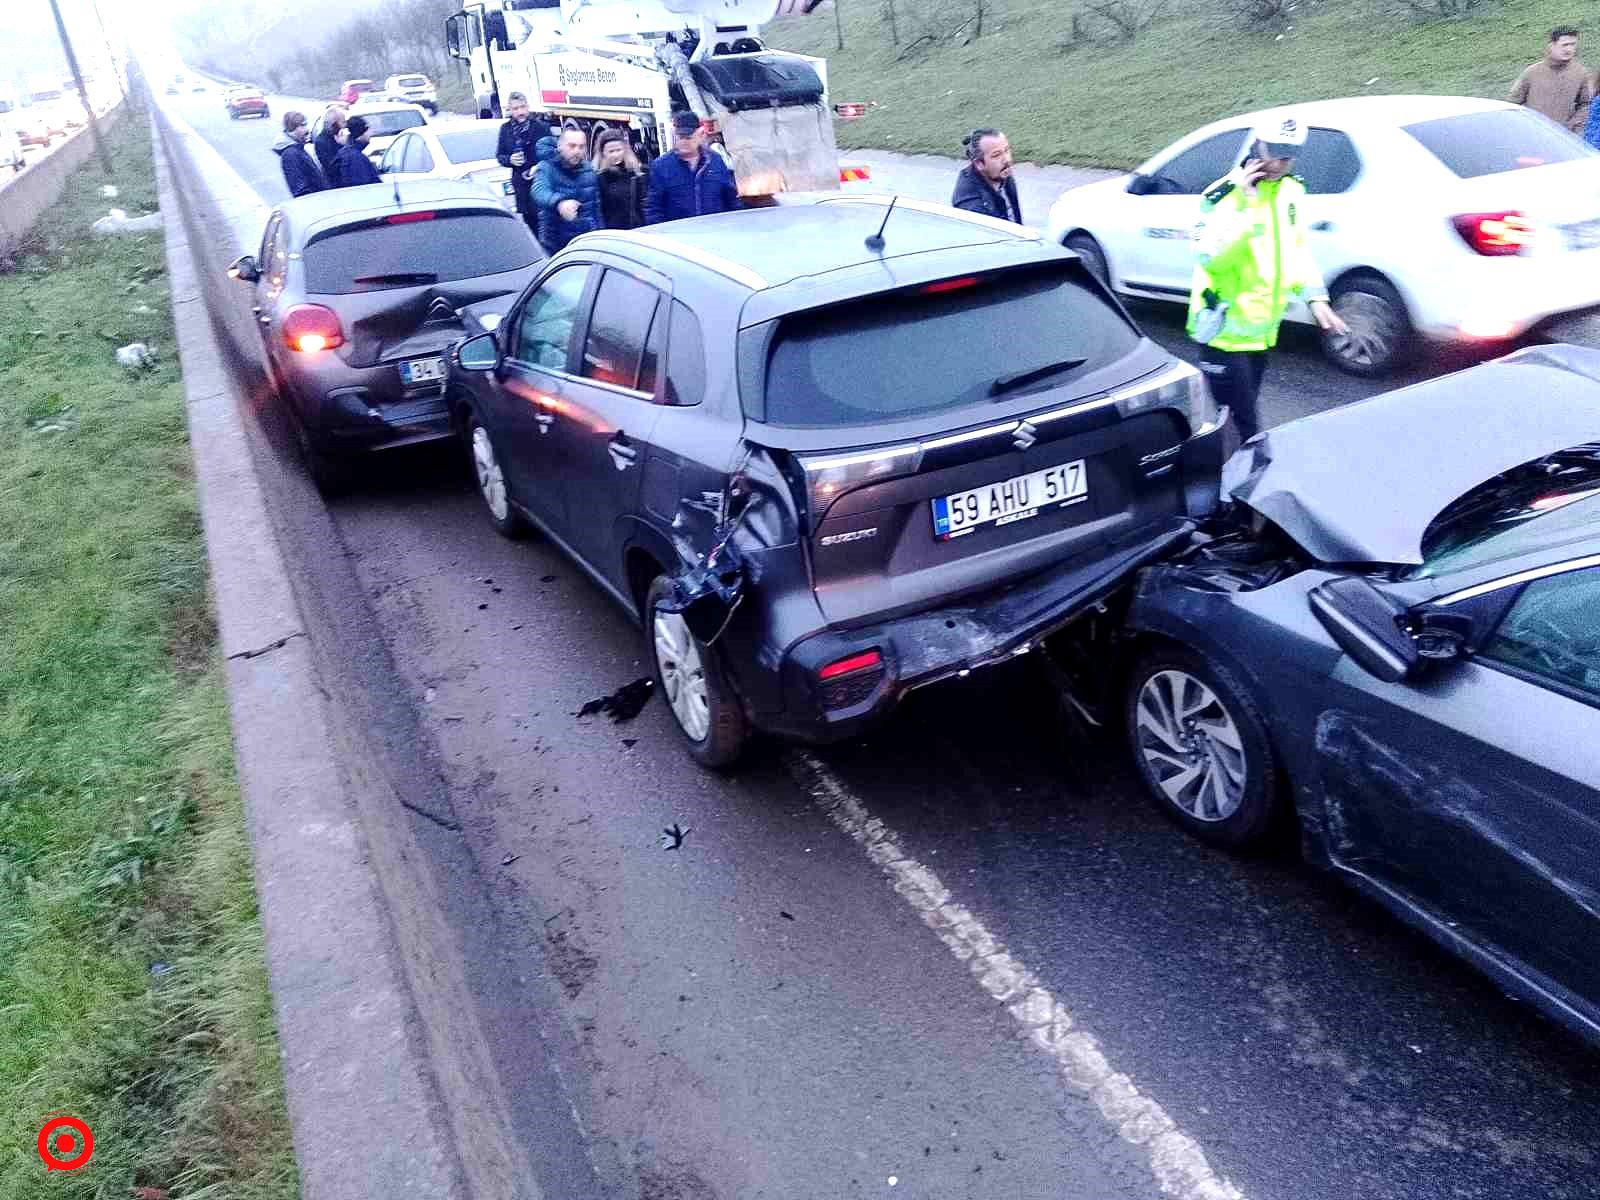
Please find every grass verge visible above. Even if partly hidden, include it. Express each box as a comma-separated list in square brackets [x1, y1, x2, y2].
[776, 0, 1599, 167]
[0, 107, 298, 1198]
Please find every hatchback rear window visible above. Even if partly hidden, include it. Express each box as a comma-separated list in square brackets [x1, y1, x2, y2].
[397, 76, 428, 88]
[438, 127, 501, 164]
[360, 109, 426, 137]
[303, 212, 536, 294]
[1402, 109, 1593, 178]
[761, 265, 1138, 427]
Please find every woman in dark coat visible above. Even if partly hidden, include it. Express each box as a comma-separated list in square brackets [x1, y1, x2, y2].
[592, 128, 645, 231]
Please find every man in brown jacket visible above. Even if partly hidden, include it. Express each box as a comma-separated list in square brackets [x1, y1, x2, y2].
[1510, 26, 1592, 133]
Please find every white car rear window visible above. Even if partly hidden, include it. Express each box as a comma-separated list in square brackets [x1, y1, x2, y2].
[1403, 109, 1593, 178]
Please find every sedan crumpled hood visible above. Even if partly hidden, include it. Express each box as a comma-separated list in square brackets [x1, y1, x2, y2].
[1222, 344, 1600, 565]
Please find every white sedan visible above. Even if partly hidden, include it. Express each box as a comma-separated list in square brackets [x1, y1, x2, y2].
[313, 100, 430, 166]
[1045, 95, 1600, 376]
[376, 119, 516, 212]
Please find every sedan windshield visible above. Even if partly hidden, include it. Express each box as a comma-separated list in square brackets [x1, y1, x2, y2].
[1412, 445, 1600, 577]
[438, 127, 501, 165]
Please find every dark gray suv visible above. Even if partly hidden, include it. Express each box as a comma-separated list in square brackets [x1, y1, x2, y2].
[446, 198, 1236, 765]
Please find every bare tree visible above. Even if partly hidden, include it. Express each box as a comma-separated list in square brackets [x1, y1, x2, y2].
[884, 0, 899, 45]
[1083, 0, 1171, 40]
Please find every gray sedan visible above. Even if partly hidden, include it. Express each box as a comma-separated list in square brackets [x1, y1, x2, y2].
[226, 179, 541, 491]
[1102, 344, 1600, 1046]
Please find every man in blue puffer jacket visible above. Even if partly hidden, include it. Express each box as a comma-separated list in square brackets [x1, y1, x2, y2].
[531, 126, 600, 255]
[644, 110, 741, 224]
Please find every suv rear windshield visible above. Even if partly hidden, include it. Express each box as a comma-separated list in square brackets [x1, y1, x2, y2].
[396, 76, 428, 88]
[1413, 444, 1600, 577]
[360, 109, 426, 137]
[762, 265, 1138, 427]
[304, 211, 536, 294]
[1402, 108, 1593, 179]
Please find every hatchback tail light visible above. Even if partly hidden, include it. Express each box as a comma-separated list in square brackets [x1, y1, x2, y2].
[282, 304, 345, 353]
[1450, 212, 1535, 256]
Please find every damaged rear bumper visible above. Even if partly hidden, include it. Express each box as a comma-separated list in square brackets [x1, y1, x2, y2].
[762, 517, 1196, 742]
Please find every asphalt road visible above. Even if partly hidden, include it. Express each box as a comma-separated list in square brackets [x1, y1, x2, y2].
[172, 89, 1600, 1200]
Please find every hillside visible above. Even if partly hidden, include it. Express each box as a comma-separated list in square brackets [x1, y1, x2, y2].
[773, 0, 1595, 166]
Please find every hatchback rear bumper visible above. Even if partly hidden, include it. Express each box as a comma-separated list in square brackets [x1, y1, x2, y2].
[760, 517, 1197, 743]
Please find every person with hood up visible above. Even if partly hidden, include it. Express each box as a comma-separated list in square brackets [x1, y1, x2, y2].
[331, 115, 381, 188]
[313, 104, 347, 177]
[531, 125, 600, 255]
[644, 111, 740, 224]
[272, 111, 327, 197]
[593, 128, 645, 230]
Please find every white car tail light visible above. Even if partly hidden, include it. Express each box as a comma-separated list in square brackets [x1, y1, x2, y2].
[1450, 211, 1535, 256]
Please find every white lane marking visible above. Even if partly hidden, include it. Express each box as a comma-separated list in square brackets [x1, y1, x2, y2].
[786, 750, 1248, 1200]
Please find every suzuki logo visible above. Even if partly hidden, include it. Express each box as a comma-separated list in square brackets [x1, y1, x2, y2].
[427, 297, 455, 322]
[1012, 420, 1037, 452]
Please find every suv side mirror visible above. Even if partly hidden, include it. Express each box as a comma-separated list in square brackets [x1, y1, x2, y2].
[1308, 576, 1419, 683]
[454, 331, 501, 372]
[227, 254, 259, 283]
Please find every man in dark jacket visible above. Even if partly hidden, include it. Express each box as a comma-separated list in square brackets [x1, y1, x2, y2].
[644, 110, 740, 224]
[951, 128, 1022, 225]
[332, 115, 381, 187]
[531, 126, 599, 255]
[272, 111, 327, 198]
[313, 104, 347, 177]
[495, 91, 544, 234]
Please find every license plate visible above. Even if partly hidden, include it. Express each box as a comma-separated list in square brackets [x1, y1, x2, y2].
[399, 355, 445, 385]
[932, 460, 1088, 540]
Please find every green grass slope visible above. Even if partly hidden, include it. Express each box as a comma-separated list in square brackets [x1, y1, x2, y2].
[776, 0, 1594, 165]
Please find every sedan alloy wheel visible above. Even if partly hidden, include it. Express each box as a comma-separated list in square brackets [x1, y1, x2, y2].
[1134, 668, 1245, 822]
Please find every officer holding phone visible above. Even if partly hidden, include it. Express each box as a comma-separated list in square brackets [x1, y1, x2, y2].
[1187, 115, 1349, 440]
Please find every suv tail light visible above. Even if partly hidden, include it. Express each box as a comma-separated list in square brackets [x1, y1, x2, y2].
[817, 648, 885, 711]
[282, 304, 345, 353]
[1451, 212, 1535, 256]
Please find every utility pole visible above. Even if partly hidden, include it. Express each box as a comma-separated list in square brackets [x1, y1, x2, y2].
[833, 0, 845, 50]
[47, 0, 114, 177]
[89, 0, 126, 101]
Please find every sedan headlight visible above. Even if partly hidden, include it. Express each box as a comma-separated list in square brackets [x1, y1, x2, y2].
[1110, 360, 1219, 438]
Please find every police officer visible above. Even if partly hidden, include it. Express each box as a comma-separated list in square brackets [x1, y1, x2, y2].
[1188, 115, 1349, 441]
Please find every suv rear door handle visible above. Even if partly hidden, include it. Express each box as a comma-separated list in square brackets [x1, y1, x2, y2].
[608, 435, 638, 471]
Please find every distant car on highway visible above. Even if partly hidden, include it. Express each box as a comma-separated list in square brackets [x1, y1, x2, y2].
[224, 179, 542, 492]
[224, 86, 269, 120]
[384, 72, 438, 113]
[1046, 96, 1600, 378]
[16, 108, 54, 148]
[1104, 343, 1600, 1047]
[446, 198, 1234, 766]
[376, 119, 514, 210]
[340, 78, 379, 106]
[313, 100, 428, 166]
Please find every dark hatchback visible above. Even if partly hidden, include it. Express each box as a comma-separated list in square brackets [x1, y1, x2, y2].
[1094, 345, 1600, 1047]
[446, 199, 1236, 764]
[226, 180, 542, 490]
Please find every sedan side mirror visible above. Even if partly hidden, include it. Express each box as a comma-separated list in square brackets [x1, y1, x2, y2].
[1307, 576, 1419, 684]
[227, 254, 259, 283]
[1126, 173, 1154, 196]
[454, 331, 501, 372]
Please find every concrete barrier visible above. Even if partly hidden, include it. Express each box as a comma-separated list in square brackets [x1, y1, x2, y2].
[0, 106, 126, 262]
